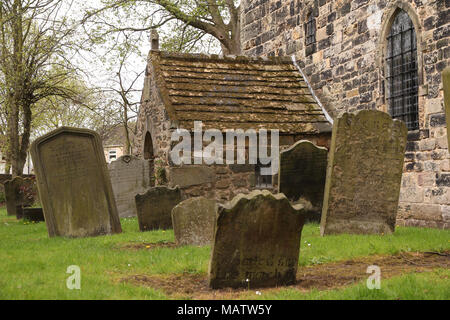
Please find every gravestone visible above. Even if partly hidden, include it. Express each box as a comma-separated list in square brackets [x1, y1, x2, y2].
[320, 110, 407, 236]
[30, 127, 122, 238]
[443, 67, 450, 148]
[208, 190, 305, 289]
[171, 197, 217, 246]
[108, 155, 151, 218]
[278, 140, 328, 222]
[4, 176, 37, 217]
[22, 208, 45, 222]
[135, 186, 182, 231]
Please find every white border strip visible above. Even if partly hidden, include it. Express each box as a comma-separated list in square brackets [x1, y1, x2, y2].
[291, 55, 333, 125]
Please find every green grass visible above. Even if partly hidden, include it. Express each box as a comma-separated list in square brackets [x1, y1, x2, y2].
[0, 206, 449, 300]
[244, 269, 450, 300]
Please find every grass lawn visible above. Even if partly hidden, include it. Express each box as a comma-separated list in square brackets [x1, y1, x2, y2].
[0, 206, 449, 300]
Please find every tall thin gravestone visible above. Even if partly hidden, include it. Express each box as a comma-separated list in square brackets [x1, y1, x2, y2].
[208, 190, 305, 289]
[31, 127, 122, 238]
[320, 110, 407, 235]
[278, 140, 328, 222]
[108, 155, 151, 218]
[443, 67, 450, 149]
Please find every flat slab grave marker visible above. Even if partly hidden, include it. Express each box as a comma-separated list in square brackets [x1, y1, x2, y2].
[4, 176, 37, 217]
[278, 140, 328, 222]
[108, 155, 151, 218]
[208, 190, 305, 289]
[320, 110, 407, 236]
[171, 197, 217, 246]
[135, 186, 182, 231]
[31, 127, 122, 238]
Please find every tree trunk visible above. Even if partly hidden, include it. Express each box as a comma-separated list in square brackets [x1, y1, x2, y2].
[124, 122, 131, 155]
[18, 100, 32, 175]
[6, 96, 20, 177]
[4, 162, 11, 174]
[9, 0, 26, 177]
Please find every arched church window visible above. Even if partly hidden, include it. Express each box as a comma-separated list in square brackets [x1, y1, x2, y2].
[386, 9, 419, 131]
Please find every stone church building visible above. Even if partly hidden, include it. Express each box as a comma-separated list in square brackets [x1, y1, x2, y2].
[137, 0, 449, 228]
[241, 0, 449, 228]
[135, 50, 332, 202]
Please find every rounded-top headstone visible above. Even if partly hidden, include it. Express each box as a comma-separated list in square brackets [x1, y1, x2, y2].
[278, 140, 328, 222]
[108, 155, 151, 218]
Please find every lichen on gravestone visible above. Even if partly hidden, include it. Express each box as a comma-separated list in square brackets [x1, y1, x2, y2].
[208, 190, 305, 289]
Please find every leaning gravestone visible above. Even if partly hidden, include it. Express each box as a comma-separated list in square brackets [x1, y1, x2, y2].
[4, 176, 37, 217]
[278, 140, 328, 222]
[208, 190, 305, 289]
[443, 67, 450, 148]
[31, 127, 122, 238]
[135, 186, 182, 231]
[320, 110, 407, 236]
[171, 197, 217, 246]
[108, 155, 151, 218]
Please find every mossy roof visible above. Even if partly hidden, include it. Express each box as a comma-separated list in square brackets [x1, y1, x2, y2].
[148, 51, 332, 134]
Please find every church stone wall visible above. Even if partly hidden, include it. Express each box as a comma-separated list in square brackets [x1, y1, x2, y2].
[241, 0, 449, 228]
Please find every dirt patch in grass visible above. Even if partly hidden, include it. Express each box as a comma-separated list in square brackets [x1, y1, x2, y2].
[121, 251, 449, 299]
[118, 241, 178, 250]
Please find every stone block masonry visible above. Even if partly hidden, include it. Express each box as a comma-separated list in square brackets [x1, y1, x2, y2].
[241, 0, 449, 228]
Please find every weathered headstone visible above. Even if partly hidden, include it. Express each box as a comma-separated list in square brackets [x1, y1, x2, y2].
[278, 140, 328, 222]
[4, 176, 37, 217]
[208, 190, 305, 289]
[320, 110, 407, 236]
[30, 127, 122, 238]
[171, 197, 217, 246]
[443, 66, 450, 148]
[135, 186, 182, 231]
[108, 155, 151, 218]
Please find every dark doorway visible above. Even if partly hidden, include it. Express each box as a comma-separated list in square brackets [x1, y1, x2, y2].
[143, 131, 154, 160]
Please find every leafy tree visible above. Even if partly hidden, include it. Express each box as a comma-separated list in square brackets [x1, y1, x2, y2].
[83, 0, 241, 54]
[79, 1, 242, 155]
[31, 77, 120, 141]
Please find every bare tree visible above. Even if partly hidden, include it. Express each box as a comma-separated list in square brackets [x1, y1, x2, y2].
[108, 54, 143, 154]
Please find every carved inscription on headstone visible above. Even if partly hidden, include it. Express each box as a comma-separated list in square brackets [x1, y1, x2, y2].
[31, 127, 122, 238]
[208, 190, 305, 289]
[320, 110, 407, 235]
[171, 197, 217, 246]
[278, 140, 328, 222]
[135, 186, 182, 231]
[108, 155, 151, 218]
